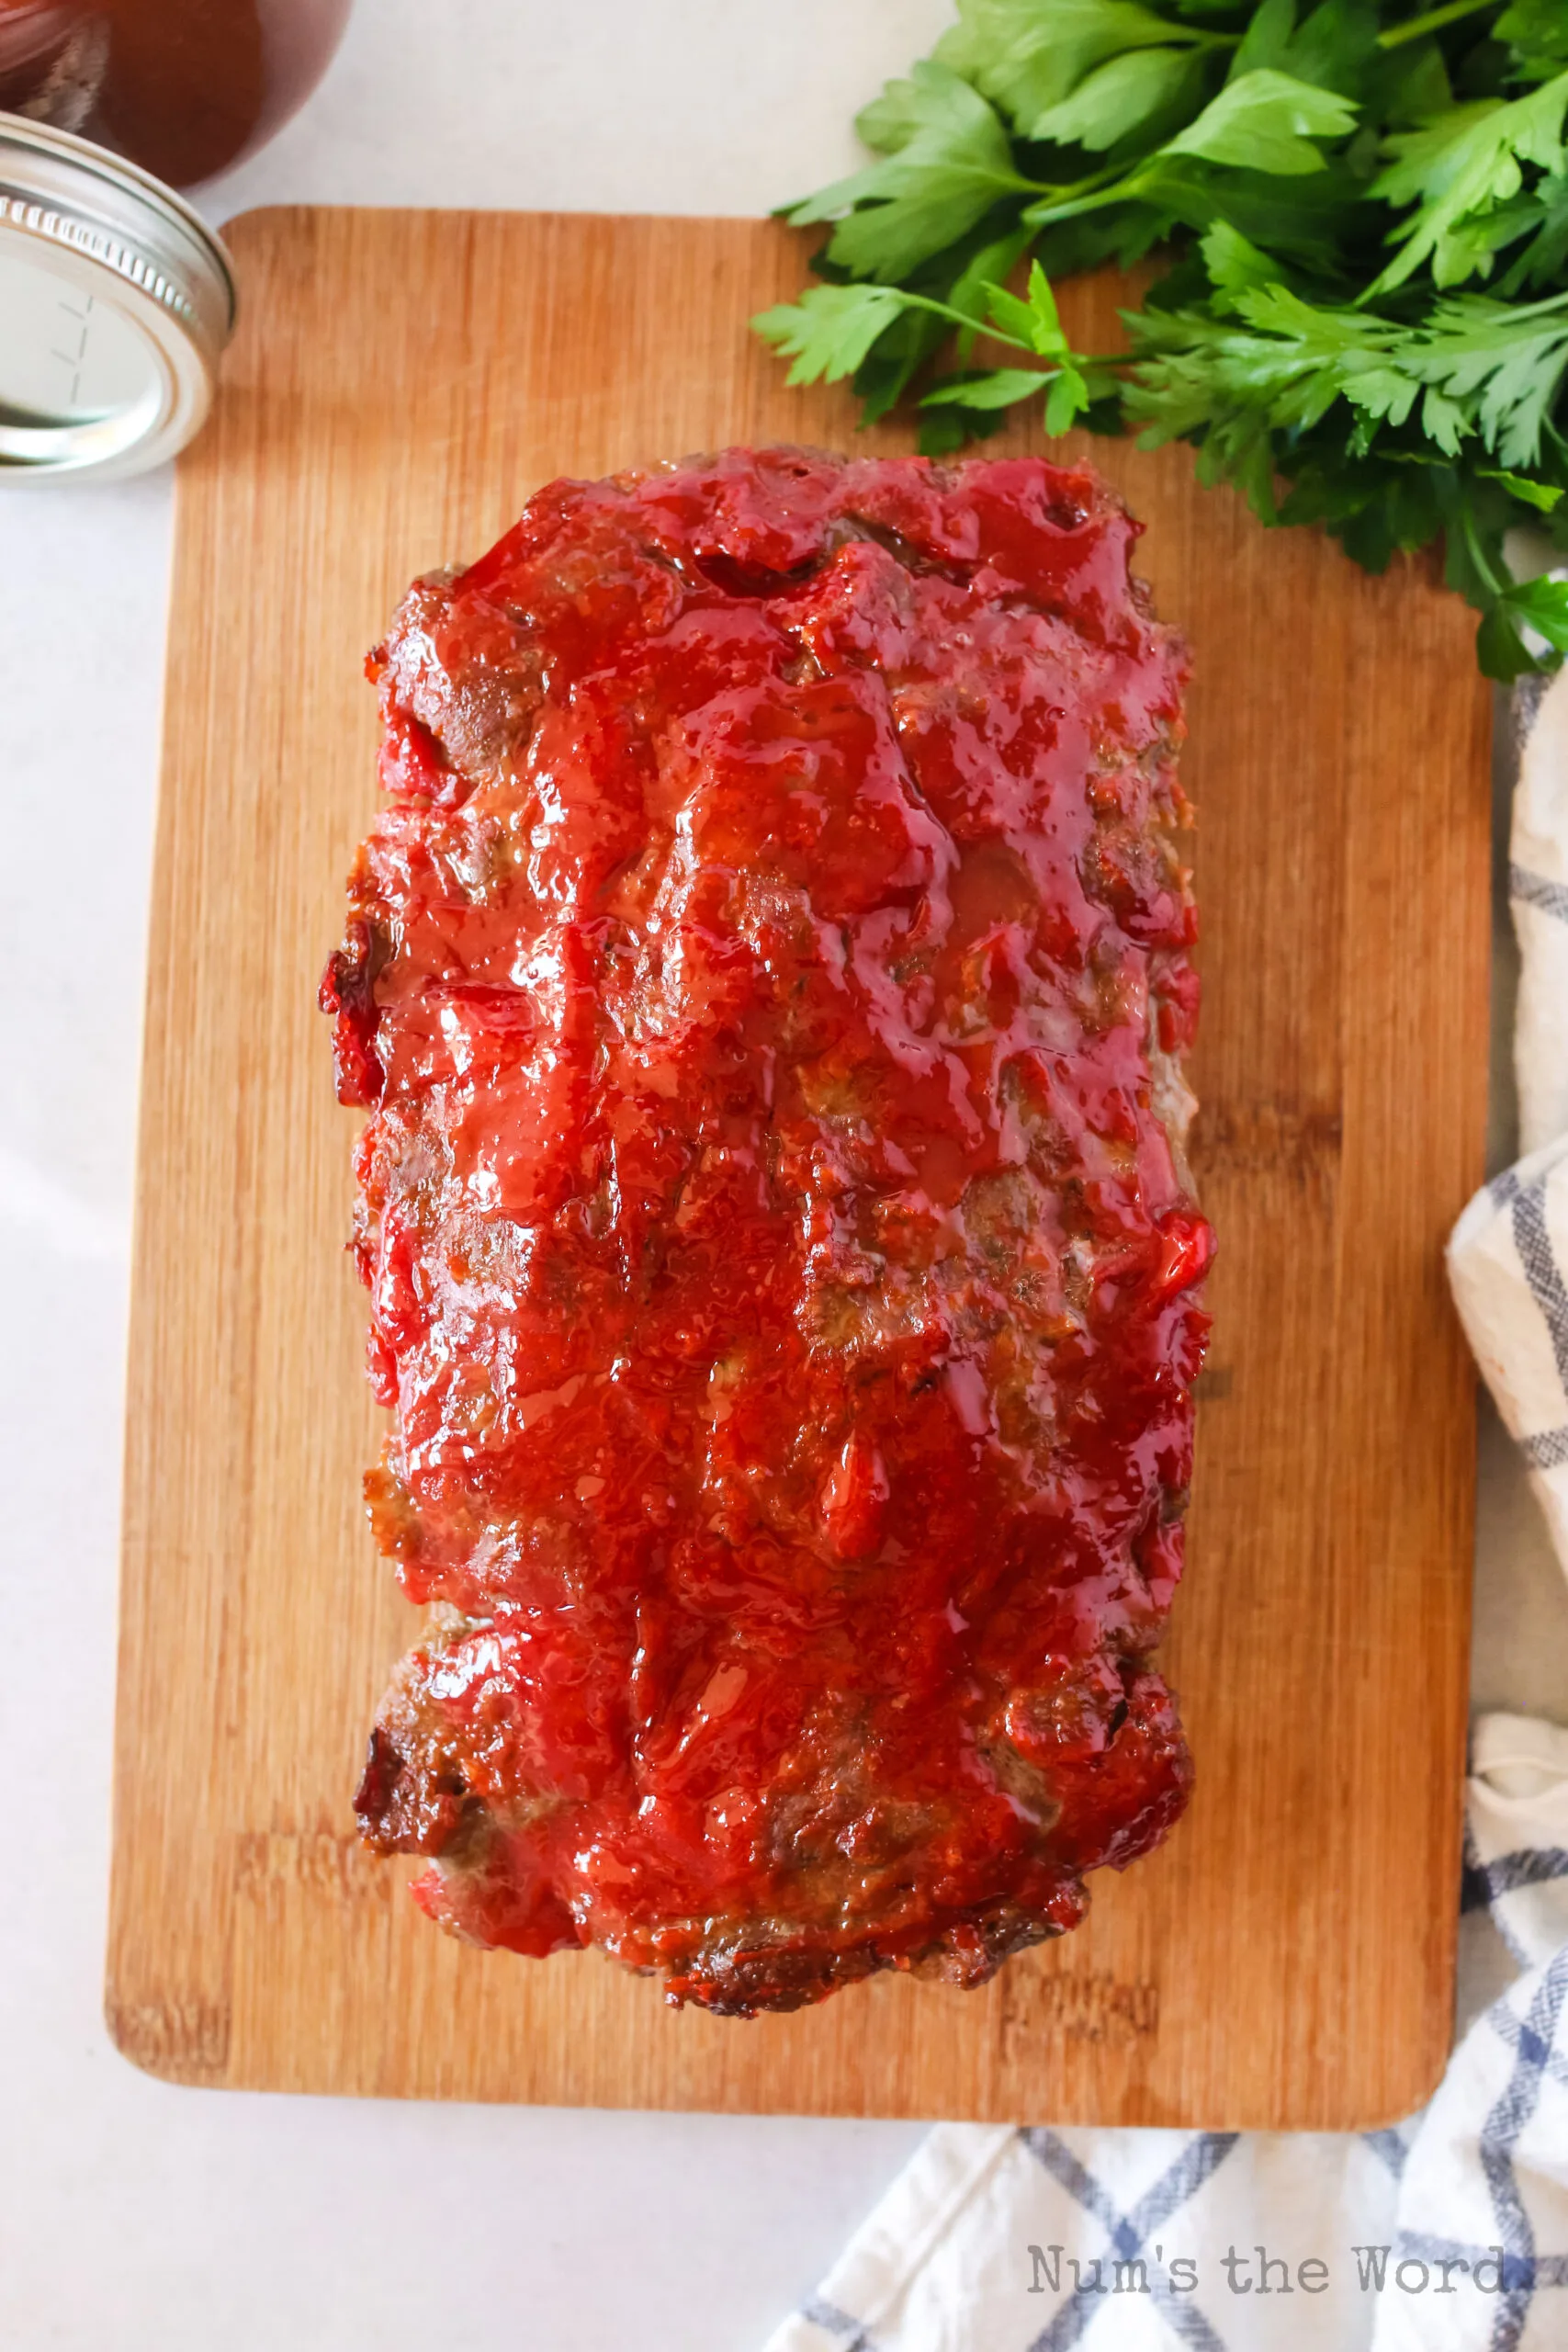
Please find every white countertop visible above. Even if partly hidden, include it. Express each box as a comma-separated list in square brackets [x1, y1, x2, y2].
[4, 6, 1565, 2346]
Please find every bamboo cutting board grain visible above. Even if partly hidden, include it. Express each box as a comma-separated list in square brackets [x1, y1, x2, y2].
[108, 207, 1490, 2126]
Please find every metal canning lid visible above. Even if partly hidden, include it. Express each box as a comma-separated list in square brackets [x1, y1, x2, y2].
[0, 112, 236, 481]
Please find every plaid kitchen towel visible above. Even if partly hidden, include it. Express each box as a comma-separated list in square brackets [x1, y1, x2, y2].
[1449, 1136, 1568, 1572]
[1507, 669, 1568, 1160]
[761, 679, 1568, 2352]
[1450, 667, 1568, 1571]
[763, 1724, 1568, 2352]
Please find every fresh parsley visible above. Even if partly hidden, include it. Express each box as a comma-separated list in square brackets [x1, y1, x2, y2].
[753, 0, 1568, 677]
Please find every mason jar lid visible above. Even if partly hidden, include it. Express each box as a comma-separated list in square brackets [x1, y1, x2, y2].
[0, 112, 236, 481]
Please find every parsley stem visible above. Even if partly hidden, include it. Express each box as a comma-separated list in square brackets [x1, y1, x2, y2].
[894, 291, 1021, 337]
[1461, 503, 1506, 597]
[883, 288, 1132, 372]
[1024, 182, 1138, 232]
[1016, 164, 1128, 208]
[1376, 0, 1494, 49]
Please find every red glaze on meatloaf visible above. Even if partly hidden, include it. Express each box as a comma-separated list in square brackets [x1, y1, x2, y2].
[323, 446, 1210, 2015]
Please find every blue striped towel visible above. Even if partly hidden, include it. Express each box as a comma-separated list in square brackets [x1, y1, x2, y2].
[762, 1726, 1568, 2352]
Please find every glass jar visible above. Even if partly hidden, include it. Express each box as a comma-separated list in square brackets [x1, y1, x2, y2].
[0, 0, 353, 479]
[0, 0, 352, 188]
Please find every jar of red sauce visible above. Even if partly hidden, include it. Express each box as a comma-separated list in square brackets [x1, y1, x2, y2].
[0, 0, 352, 478]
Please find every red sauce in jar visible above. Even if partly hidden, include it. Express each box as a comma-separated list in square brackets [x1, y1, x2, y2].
[0, 0, 349, 186]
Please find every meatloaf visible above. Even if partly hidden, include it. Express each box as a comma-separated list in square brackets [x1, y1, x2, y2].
[323, 446, 1211, 2016]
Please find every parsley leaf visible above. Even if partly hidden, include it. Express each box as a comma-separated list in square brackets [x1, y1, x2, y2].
[752, 285, 913, 384]
[1496, 1, 1568, 83]
[1017, 67, 1361, 235]
[1371, 67, 1568, 289]
[1158, 66, 1360, 174]
[936, 0, 1209, 137]
[1500, 573, 1568, 649]
[921, 366, 1063, 405]
[1405, 288, 1568, 464]
[784, 63, 1032, 281]
[949, 224, 1041, 347]
[1233, 0, 1382, 96]
[986, 257, 1077, 353]
[1030, 44, 1210, 150]
[919, 264, 1133, 432]
[1477, 466, 1565, 507]
[758, 0, 1568, 677]
[920, 361, 1106, 433]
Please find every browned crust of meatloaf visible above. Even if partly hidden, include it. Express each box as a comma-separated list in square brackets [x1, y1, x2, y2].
[337, 446, 1205, 2016]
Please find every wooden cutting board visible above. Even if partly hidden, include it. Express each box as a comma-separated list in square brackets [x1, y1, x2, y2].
[107, 207, 1490, 2127]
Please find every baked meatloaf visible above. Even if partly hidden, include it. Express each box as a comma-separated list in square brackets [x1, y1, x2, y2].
[323, 446, 1211, 2016]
